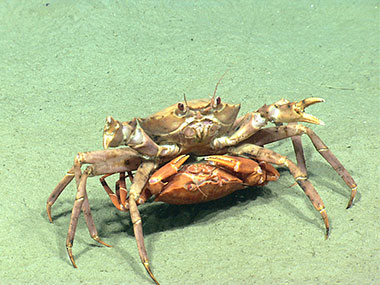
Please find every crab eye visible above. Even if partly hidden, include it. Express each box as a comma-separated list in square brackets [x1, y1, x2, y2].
[176, 102, 187, 116]
[178, 102, 185, 111]
[212, 96, 222, 109]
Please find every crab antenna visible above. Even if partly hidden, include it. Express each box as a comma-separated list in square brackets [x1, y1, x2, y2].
[211, 70, 229, 103]
[183, 93, 188, 108]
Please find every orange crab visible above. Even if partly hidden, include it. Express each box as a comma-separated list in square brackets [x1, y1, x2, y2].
[101, 155, 279, 211]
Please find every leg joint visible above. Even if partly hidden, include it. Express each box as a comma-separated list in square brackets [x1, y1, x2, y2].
[75, 196, 85, 201]
[318, 147, 329, 152]
[133, 218, 142, 225]
[295, 175, 308, 181]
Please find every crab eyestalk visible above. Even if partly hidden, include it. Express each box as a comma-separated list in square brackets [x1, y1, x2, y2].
[103, 116, 137, 149]
[258, 97, 325, 125]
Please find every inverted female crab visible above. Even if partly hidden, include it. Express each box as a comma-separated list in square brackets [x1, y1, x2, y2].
[47, 80, 357, 284]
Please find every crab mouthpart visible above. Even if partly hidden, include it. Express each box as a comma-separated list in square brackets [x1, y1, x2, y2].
[183, 120, 219, 142]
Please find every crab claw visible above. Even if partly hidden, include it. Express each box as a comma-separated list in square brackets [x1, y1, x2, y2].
[149, 155, 190, 194]
[205, 155, 279, 186]
[103, 117, 137, 149]
[205, 155, 259, 174]
[258, 97, 325, 125]
[103, 116, 122, 149]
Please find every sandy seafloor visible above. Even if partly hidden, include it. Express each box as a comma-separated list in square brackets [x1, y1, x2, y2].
[0, 1, 379, 284]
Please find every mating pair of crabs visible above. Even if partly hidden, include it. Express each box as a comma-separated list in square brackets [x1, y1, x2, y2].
[47, 80, 357, 284]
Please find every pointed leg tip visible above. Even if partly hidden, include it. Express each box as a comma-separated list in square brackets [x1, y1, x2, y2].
[70, 260, 78, 269]
[66, 245, 78, 268]
[143, 262, 160, 285]
[93, 235, 112, 247]
[98, 239, 112, 248]
[46, 204, 54, 223]
[69, 255, 78, 268]
[325, 228, 330, 240]
[47, 213, 53, 223]
[346, 186, 357, 209]
[346, 198, 354, 209]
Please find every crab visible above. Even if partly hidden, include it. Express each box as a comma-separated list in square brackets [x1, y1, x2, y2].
[47, 79, 358, 284]
[100, 155, 280, 210]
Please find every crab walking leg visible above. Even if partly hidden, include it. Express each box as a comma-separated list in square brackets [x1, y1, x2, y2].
[128, 161, 160, 285]
[61, 169, 111, 249]
[230, 143, 330, 239]
[66, 161, 141, 267]
[100, 174, 119, 208]
[246, 124, 358, 208]
[118, 172, 130, 208]
[66, 166, 92, 268]
[47, 148, 142, 221]
[290, 134, 308, 175]
[100, 171, 152, 212]
[47, 167, 75, 222]
[56, 150, 142, 268]
[120, 171, 150, 208]
[272, 122, 308, 175]
[81, 191, 112, 247]
[304, 127, 357, 208]
[100, 173, 129, 212]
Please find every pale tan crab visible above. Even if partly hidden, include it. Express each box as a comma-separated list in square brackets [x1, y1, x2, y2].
[47, 79, 357, 285]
